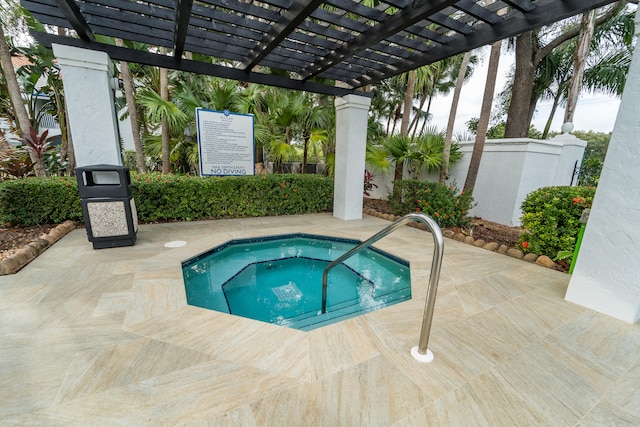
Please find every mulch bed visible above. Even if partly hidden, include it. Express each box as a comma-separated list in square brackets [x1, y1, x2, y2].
[363, 198, 522, 248]
[0, 224, 57, 261]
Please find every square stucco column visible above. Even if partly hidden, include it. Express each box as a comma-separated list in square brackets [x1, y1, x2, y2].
[333, 94, 371, 220]
[52, 44, 123, 167]
[565, 10, 640, 324]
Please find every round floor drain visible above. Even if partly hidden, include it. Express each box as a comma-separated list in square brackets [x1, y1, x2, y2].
[164, 240, 187, 248]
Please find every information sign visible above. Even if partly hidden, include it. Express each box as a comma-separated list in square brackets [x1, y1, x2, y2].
[196, 108, 255, 176]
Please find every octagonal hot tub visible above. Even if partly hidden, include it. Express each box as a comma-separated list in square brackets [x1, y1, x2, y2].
[181, 233, 411, 331]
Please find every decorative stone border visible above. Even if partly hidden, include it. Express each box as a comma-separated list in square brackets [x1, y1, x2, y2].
[363, 208, 558, 270]
[0, 220, 77, 275]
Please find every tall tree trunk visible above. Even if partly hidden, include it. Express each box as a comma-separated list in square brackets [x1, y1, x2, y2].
[408, 89, 429, 137]
[542, 92, 562, 139]
[504, 5, 620, 137]
[564, 10, 596, 126]
[160, 65, 170, 174]
[65, 106, 76, 174]
[441, 50, 471, 183]
[504, 32, 535, 138]
[116, 39, 147, 173]
[0, 24, 45, 176]
[0, 25, 29, 135]
[385, 114, 392, 135]
[464, 40, 502, 193]
[302, 131, 309, 174]
[418, 95, 434, 136]
[400, 70, 416, 136]
[393, 161, 404, 183]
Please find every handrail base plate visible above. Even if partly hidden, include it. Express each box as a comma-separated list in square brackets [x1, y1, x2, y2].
[411, 346, 434, 363]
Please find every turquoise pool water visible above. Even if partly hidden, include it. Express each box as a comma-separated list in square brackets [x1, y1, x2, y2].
[181, 234, 411, 330]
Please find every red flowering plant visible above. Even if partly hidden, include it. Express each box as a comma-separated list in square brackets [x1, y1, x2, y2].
[518, 186, 595, 261]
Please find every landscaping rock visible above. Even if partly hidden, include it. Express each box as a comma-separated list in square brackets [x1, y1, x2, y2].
[507, 248, 524, 259]
[498, 245, 508, 254]
[33, 238, 50, 250]
[21, 245, 39, 259]
[536, 255, 556, 268]
[47, 228, 64, 240]
[11, 250, 31, 266]
[473, 239, 486, 247]
[523, 253, 538, 263]
[453, 233, 466, 242]
[0, 257, 20, 275]
[0, 221, 77, 275]
[483, 242, 499, 251]
[443, 230, 455, 239]
[463, 236, 475, 244]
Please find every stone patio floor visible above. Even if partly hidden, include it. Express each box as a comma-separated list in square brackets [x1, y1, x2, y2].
[1, 213, 639, 426]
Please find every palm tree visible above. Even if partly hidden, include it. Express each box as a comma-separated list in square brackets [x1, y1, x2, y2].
[300, 95, 331, 174]
[160, 63, 170, 174]
[409, 59, 457, 140]
[564, 10, 597, 125]
[536, 43, 574, 138]
[442, 51, 473, 183]
[406, 127, 447, 180]
[136, 69, 189, 172]
[400, 69, 416, 136]
[504, 2, 627, 137]
[464, 39, 502, 193]
[262, 89, 308, 172]
[0, 26, 52, 177]
[379, 134, 412, 184]
[116, 38, 146, 173]
[370, 77, 405, 135]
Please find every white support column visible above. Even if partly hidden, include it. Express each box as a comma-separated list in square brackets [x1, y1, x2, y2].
[53, 44, 123, 167]
[333, 94, 371, 220]
[565, 10, 640, 324]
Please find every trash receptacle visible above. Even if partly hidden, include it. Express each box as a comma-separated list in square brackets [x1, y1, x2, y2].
[76, 165, 138, 249]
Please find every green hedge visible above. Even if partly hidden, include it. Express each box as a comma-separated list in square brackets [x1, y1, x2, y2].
[387, 179, 474, 227]
[0, 174, 334, 227]
[0, 177, 83, 226]
[519, 186, 595, 262]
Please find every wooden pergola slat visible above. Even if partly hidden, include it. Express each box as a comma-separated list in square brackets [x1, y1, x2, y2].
[20, 0, 619, 96]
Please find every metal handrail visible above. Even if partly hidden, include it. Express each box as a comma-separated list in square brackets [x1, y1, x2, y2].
[321, 212, 444, 363]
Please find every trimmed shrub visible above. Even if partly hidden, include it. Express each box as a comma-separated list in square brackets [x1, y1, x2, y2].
[132, 173, 334, 222]
[0, 176, 83, 226]
[388, 179, 474, 227]
[0, 174, 334, 227]
[519, 186, 595, 262]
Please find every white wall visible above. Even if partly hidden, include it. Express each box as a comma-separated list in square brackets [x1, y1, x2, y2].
[565, 9, 640, 324]
[367, 134, 586, 226]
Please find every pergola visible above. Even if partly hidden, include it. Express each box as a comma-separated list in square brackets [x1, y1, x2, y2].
[22, 0, 617, 97]
[18, 0, 640, 325]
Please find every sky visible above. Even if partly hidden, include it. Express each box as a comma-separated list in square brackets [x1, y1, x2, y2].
[427, 46, 621, 136]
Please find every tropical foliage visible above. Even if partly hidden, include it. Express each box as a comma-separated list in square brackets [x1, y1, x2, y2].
[502, 3, 635, 137]
[519, 186, 596, 263]
[387, 179, 474, 228]
[0, 0, 634, 232]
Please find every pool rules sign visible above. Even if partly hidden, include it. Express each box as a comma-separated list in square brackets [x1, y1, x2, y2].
[196, 108, 255, 176]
